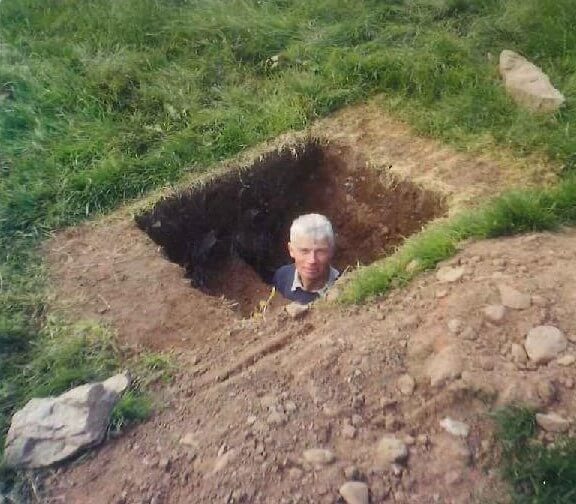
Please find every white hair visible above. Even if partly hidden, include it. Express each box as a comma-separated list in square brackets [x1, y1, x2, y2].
[290, 213, 335, 247]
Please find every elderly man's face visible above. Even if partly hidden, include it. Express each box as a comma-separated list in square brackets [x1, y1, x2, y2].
[288, 235, 333, 284]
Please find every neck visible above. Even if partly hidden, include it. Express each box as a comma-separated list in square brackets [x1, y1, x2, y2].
[301, 269, 330, 292]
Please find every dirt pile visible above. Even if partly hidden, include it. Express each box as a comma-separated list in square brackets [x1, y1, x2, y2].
[44, 229, 576, 503]
[42, 103, 563, 502]
[46, 102, 550, 351]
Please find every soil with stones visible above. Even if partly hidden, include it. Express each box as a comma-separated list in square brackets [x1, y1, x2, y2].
[43, 228, 576, 504]
[39, 104, 571, 503]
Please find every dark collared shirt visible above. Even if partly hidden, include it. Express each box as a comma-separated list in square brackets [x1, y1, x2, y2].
[272, 264, 339, 304]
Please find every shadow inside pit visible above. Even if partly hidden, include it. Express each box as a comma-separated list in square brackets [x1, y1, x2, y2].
[135, 140, 447, 315]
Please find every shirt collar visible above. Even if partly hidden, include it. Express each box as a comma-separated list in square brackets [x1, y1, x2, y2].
[291, 266, 339, 297]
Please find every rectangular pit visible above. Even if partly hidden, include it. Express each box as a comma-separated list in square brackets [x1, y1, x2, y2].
[135, 141, 446, 315]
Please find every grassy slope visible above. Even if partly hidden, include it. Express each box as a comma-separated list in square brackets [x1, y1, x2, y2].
[1, 0, 575, 495]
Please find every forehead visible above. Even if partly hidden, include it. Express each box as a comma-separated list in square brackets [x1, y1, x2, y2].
[291, 235, 331, 249]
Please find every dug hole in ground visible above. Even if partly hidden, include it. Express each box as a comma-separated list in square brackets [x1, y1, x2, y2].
[44, 104, 574, 503]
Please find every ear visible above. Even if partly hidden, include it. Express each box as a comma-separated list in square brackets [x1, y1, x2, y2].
[288, 242, 295, 259]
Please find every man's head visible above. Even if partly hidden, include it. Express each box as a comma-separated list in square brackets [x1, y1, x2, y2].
[288, 214, 335, 285]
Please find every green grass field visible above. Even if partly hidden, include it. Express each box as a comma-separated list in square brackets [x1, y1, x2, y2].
[1, 0, 576, 499]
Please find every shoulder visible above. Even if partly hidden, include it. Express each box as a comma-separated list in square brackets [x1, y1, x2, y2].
[273, 264, 295, 283]
[273, 264, 295, 294]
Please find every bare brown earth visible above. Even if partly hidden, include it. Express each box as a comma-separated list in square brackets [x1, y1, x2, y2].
[45, 230, 576, 504]
[45, 102, 558, 350]
[42, 103, 570, 503]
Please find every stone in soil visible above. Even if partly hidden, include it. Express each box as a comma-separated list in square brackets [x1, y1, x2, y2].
[510, 343, 528, 365]
[3, 373, 129, 468]
[556, 355, 575, 367]
[374, 436, 408, 467]
[439, 417, 470, 438]
[524, 326, 567, 364]
[212, 448, 237, 473]
[436, 266, 465, 283]
[425, 346, 463, 387]
[537, 381, 557, 405]
[498, 284, 531, 310]
[286, 302, 309, 319]
[267, 410, 287, 426]
[302, 448, 335, 466]
[447, 319, 463, 334]
[535, 412, 570, 433]
[483, 304, 506, 324]
[396, 374, 416, 396]
[179, 433, 199, 448]
[341, 423, 357, 439]
[339, 481, 369, 504]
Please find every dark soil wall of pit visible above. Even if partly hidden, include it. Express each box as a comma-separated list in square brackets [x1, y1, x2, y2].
[136, 141, 446, 313]
[136, 143, 324, 287]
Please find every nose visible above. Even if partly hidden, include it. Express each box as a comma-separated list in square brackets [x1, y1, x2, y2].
[308, 251, 319, 264]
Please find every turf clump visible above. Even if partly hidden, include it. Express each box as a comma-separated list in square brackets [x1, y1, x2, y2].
[493, 406, 576, 503]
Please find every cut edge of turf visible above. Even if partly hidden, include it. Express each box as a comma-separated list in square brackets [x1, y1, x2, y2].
[88, 99, 563, 229]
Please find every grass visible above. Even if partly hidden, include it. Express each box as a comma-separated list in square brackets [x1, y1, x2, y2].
[1, 0, 576, 494]
[108, 391, 153, 435]
[493, 406, 576, 503]
[341, 173, 576, 302]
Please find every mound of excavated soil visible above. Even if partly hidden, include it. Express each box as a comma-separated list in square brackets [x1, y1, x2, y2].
[45, 229, 576, 504]
[46, 102, 552, 351]
[42, 103, 564, 503]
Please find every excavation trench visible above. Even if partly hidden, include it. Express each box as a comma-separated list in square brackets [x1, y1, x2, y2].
[136, 142, 447, 315]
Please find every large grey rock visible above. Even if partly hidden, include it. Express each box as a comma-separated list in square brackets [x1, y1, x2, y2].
[499, 50, 565, 113]
[525, 326, 567, 364]
[3, 372, 130, 468]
